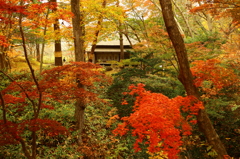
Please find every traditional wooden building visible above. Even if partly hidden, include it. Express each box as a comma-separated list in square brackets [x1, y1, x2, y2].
[87, 39, 133, 64]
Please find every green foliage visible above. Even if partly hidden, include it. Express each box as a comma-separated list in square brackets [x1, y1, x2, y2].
[185, 31, 225, 45]
[0, 72, 11, 91]
[12, 27, 44, 45]
[0, 144, 26, 159]
[203, 96, 240, 157]
[212, 110, 240, 157]
[185, 31, 226, 61]
[134, 74, 185, 98]
[0, 100, 80, 158]
[185, 31, 226, 55]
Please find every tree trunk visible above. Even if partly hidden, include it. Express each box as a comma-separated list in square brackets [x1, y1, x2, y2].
[117, 0, 124, 60]
[119, 30, 124, 60]
[40, 5, 50, 73]
[0, 53, 9, 70]
[71, 0, 86, 145]
[36, 43, 40, 62]
[71, 0, 85, 62]
[123, 32, 133, 47]
[51, 0, 62, 66]
[158, 0, 228, 158]
[75, 96, 85, 144]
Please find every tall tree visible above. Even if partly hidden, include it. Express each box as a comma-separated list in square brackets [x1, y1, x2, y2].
[90, 0, 106, 59]
[117, 0, 124, 60]
[71, 0, 85, 144]
[51, 0, 62, 66]
[158, 0, 228, 158]
[71, 0, 85, 62]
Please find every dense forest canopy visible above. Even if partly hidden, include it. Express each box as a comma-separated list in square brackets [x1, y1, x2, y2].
[0, 0, 240, 158]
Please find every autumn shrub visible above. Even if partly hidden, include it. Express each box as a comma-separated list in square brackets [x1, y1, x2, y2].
[106, 50, 187, 158]
[113, 83, 203, 159]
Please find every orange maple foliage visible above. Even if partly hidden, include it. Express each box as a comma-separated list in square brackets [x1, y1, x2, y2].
[190, 0, 240, 26]
[24, 2, 73, 29]
[113, 83, 203, 159]
[191, 59, 239, 97]
[0, 0, 26, 47]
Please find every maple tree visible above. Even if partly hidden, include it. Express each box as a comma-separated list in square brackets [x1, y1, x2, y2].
[113, 83, 203, 159]
[0, 61, 108, 158]
[190, 0, 240, 26]
[189, 0, 240, 46]
[0, 0, 25, 70]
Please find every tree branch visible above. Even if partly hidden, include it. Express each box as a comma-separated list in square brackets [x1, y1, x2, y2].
[0, 71, 36, 113]
[19, 7, 42, 119]
[0, 91, 7, 124]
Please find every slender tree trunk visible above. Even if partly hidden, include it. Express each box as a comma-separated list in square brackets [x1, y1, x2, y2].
[90, 0, 106, 59]
[71, 0, 86, 145]
[122, 23, 133, 47]
[117, 0, 124, 60]
[172, 0, 194, 37]
[126, 23, 141, 42]
[36, 43, 40, 62]
[194, 15, 208, 34]
[19, 6, 42, 158]
[119, 30, 124, 60]
[124, 32, 133, 47]
[40, 5, 50, 73]
[197, 1, 213, 32]
[0, 92, 7, 123]
[53, 33, 62, 66]
[158, 0, 228, 158]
